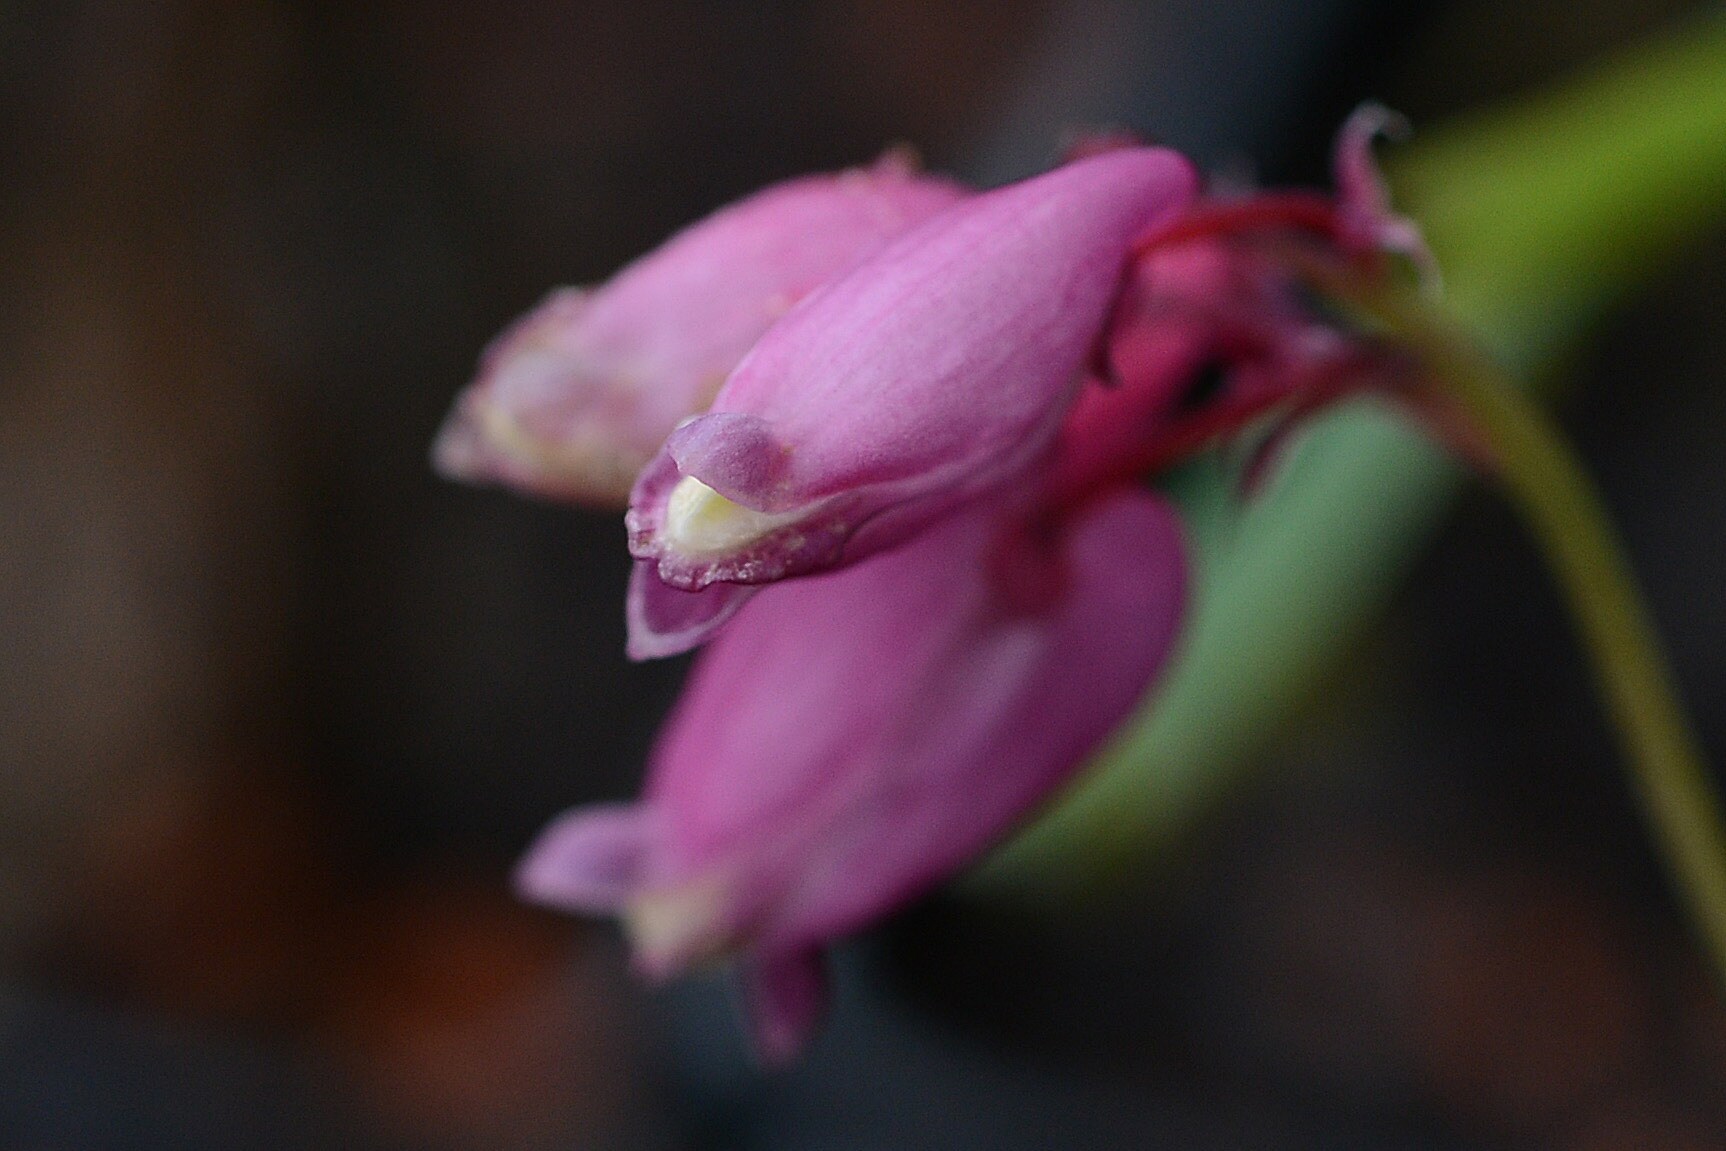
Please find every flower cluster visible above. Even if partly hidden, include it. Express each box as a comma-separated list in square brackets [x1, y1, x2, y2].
[437, 111, 1429, 1063]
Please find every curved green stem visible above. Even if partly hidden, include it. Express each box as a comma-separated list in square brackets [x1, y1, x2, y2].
[1358, 280, 1726, 983]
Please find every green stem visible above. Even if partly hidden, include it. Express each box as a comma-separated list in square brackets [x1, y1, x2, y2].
[1362, 280, 1726, 983]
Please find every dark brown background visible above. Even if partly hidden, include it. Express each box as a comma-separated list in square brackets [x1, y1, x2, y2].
[0, 1, 1722, 1147]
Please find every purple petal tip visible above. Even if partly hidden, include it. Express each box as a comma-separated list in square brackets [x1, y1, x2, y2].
[626, 563, 758, 660]
[514, 804, 651, 914]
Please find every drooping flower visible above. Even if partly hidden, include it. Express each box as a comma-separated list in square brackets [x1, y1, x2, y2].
[519, 481, 1187, 1061]
[623, 146, 1198, 648]
[433, 153, 968, 505]
[472, 113, 1436, 1063]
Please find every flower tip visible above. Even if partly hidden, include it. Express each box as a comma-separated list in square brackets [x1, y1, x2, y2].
[1342, 100, 1412, 146]
[1332, 102, 1442, 294]
[626, 563, 757, 660]
[428, 391, 643, 506]
[627, 412, 817, 585]
[664, 410, 791, 504]
[622, 878, 734, 979]
[513, 803, 650, 915]
[662, 477, 802, 558]
[429, 399, 487, 483]
[431, 294, 651, 508]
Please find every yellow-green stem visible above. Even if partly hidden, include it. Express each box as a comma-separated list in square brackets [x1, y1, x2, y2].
[1356, 278, 1726, 983]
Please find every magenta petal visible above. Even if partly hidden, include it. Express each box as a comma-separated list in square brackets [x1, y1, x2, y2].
[630, 147, 1199, 587]
[1051, 327, 1213, 498]
[740, 948, 830, 1067]
[433, 287, 655, 503]
[634, 486, 1187, 963]
[626, 561, 758, 660]
[434, 157, 967, 506]
[515, 803, 653, 913]
[665, 412, 791, 507]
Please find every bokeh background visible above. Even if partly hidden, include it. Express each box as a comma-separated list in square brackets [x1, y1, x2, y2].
[2, 0, 1725, 1147]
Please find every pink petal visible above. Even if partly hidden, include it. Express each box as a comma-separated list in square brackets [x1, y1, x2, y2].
[636, 485, 1187, 962]
[626, 561, 758, 661]
[435, 156, 968, 506]
[1333, 102, 1438, 286]
[515, 803, 653, 913]
[629, 147, 1199, 588]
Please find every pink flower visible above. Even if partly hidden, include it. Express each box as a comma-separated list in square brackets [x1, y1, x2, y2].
[622, 146, 1198, 653]
[469, 111, 1431, 1064]
[518, 482, 1186, 1062]
[433, 153, 967, 505]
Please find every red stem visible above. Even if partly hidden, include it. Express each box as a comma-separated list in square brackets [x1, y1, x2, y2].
[1133, 193, 1339, 256]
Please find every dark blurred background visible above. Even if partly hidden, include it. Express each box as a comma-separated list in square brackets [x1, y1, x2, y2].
[2, 0, 1724, 1147]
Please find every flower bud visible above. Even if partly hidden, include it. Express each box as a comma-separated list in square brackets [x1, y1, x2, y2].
[434, 154, 968, 505]
[625, 147, 1198, 608]
[518, 486, 1186, 1059]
